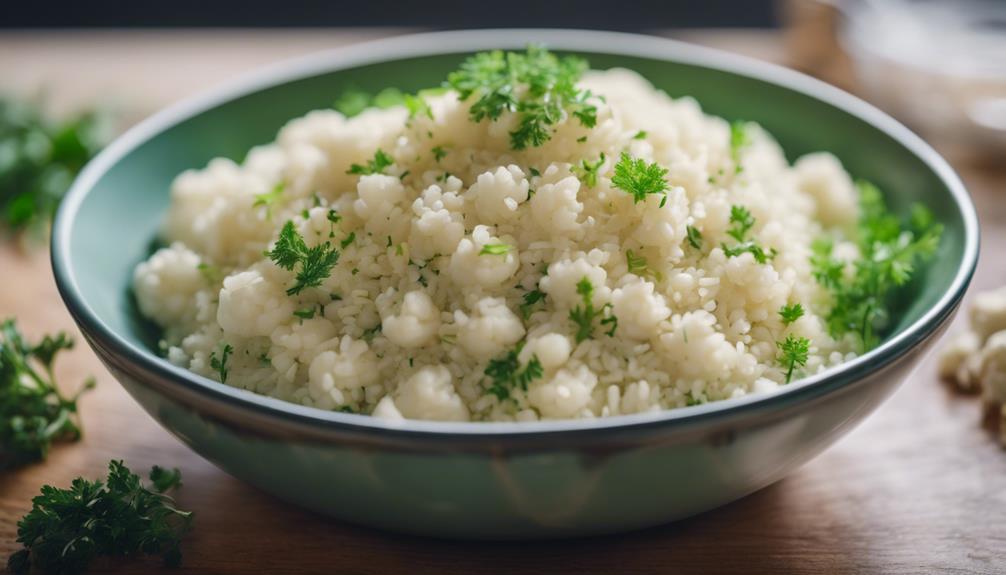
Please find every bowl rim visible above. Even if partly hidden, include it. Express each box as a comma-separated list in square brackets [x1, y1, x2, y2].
[51, 28, 979, 439]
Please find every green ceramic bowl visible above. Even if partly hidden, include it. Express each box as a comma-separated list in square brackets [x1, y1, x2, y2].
[51, 30, 978, 539]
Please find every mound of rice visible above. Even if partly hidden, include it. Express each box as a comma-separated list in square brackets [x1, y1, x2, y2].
[133, 67, 861, 422]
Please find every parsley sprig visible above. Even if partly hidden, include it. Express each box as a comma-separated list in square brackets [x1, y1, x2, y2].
[568, 277, 617, 342]
[485, 343, 544, 401]
[572, 153, 605, 188]
[8, 460, 192, 574]
[686, 225, 703, 250]
[1, 319, 94, 470]
[777, 334, 810, 384]
[266, 221, 341, 296]
[611, 153, 669, 206]
[347, 149, 394, 176]
[779, 303, 805, 326]
[446, 46, 597, 150]
[812, 180, 942, 350]
[721, 205, 776, 264]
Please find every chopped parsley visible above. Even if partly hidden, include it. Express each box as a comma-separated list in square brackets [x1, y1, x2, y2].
[196, 262, 223, 284]
[626, 249, 659, 280]
[686, 225, 703, 250]
[362, 324, 382, 342]
[7, 460, 192, 574]
[484, 344, 544, 401]
[721, 205, 776, 264]
[528, 167, 541, 178]
[568, 277, 617, 342]
[446, 45, 597, 150]
[779, 303, 805, 326]
[1, 319, 94, 469]
[812, 180, 942, 351]
[347, 149, 394, 176]
[519, 287, 546, 320]
[611, 152, 669, 205]
[633, 130, 648, 140]
[208, 343, 232, 384]
[777, 334, 810, 384]
[252, 181, 284, 216]
[266, 220, 341, 296]
[479, 243, 512, 256]
[572, 153, 605, 188]
[293, 306, 317, 320]
[432, 145, 448, 162]
[340, 231, 356, 250]
[730, 120, 750, 173]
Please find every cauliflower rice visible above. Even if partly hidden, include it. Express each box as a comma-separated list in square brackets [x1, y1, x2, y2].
[133, 63, 863, 422]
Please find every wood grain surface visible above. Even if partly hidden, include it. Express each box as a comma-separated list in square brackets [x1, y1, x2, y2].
[1, 30, 1004, 574]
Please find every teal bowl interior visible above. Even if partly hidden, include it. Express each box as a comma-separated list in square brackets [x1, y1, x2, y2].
[50, 30, 978, 537]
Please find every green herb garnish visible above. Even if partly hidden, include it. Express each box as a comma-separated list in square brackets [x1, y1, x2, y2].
[633, 130, 648, 140]
[485, 344, 544, 401]
[686, 225, 703, 250]
[625, 249, 659, 281]
[779, 303, 805, 326]
[611, 152, 669, 205]
[347, 149, 394, 176]
[721, 205, 776, 264]
[196, 262, 223, 284]
[479, 243, 512, 256]
[812, 180, 942, 351]
[7, 460, 192, 574]
[208, 343, 232, 384]
[432, 145, 448, 162]
[1, 319, 94, 470]
[572, 153, 605, 188]
[266, 220, 341, 296]
[777, 334, 810, 384]
[293, 306, 316, 320]
[340, 231, 356, 250]
[730, 120, 750, 172]
[446, 45, 597, 150]
[252, 181, 284, 216]
[520, 287, 546, 320]
[0, 97, 108, 236]
[568, 277, 617, 342]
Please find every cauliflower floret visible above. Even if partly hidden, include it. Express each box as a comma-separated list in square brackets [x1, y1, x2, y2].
[659, 310, 754, 382]
[216, 268, 293, 337]
[133, 243, 205, 329]
[971, 287, 1006, 341]
[380, 290, 441, 349]
[938, 331, 981, 384]
[539, 255, 610, 309]
[611, 276, 672, 340]
[981, 331, 1006, 404]
[468, 165, 530, 222]
[353, 174, 406, 235]
[372, 395, 404, 420]
[308, 336, 378, 394]
[448, 225, 520, 287]
[408, 184, 465, 259]
[395, 365, 470, 421]
[632, 187, 689, 258]
[794, 153, 859, 228]
[528, 365, 598, 419]
[518, 333, 572, 370]
[456, 297, 525, 358]
[529, 175, 583, 233]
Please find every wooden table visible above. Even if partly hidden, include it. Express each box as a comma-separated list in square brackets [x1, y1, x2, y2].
[2, 30, 1004, 574]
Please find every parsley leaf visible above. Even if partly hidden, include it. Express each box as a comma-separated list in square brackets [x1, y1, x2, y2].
[485, 344, 544, 401]
[626, 249, 660, 281]
[446, 46, 597, 150]
[572, 153, 605, 188]
[432, 145, 448, 162]
[266, 221, 341, 296]
[777, 334, 810, 383]
[8, 460, 193, 574]
[568, 277, 617, 342]
[721, 204, 776, 264]
[779, 303, 805, 326]
[730, 120, 750, 173]
[520, 287, 546, 320]
[479, 243, 512, 256]
[208, 343, 232, 384]
[340, 231, 356, 250]
[347, 149, 394, 176]
[611, 152, 669, 204]
[252, 181, 284, 217]
[633, 130, 648, 140]
[813, 180, 943, 350]
[0, 319, 94, 470]
[686, 225, 703, 250]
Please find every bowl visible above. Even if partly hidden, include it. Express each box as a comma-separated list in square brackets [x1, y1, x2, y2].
[51, 29, 979, 539]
